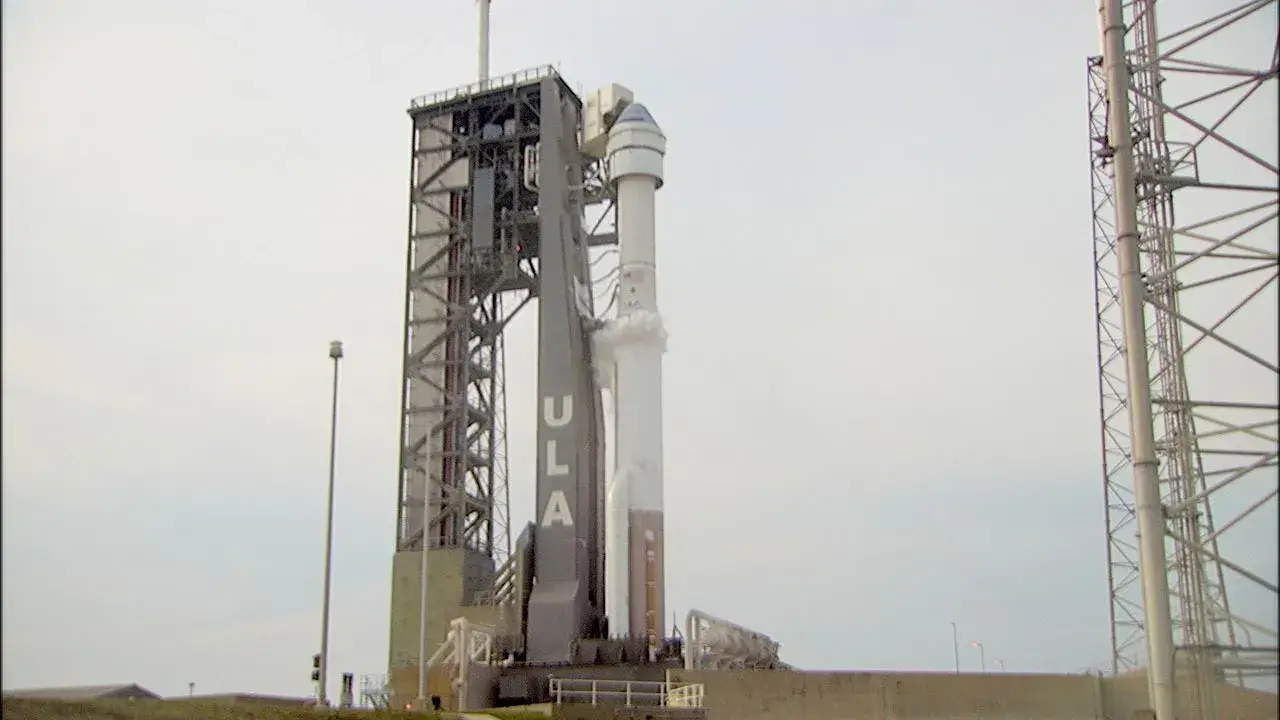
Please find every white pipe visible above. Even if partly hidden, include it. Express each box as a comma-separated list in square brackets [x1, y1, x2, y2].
[1099, 0, 1177, 717]
[457, 620, 471, 711]
[595, 342, 625, 636]
[417, 522, 430, 701]
[684, 610, 699, 670]
[604, 444, 629, 637]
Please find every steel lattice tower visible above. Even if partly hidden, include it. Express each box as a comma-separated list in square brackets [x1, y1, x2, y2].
[389, 72, 561, 685]
[387, 67, 619, 698]
[1088, 0, 1279, 712]
[397, 77, 543, 568]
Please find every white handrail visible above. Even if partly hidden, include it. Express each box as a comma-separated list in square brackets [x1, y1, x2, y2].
[547, 677, 705, 708]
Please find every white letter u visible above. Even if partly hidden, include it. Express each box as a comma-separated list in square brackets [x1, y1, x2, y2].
[543, 395, 573, 427]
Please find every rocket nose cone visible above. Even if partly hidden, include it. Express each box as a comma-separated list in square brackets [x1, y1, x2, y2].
[614, 103, 660, 131]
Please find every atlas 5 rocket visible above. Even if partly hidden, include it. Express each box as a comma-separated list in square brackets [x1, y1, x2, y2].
[602, 103, 668, 655]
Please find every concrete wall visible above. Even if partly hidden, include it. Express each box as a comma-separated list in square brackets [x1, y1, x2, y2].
[386, 547, 500, 708]
[667, 670, 1097, 719]
[1100, 675, 1278, 720]
[666, 669, 1279, 720]
[1215, 682, 1280, 719]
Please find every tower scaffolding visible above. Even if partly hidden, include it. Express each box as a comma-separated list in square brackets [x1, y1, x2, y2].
[391, 70, 558, 690]
[1088, 0, 1279, 714]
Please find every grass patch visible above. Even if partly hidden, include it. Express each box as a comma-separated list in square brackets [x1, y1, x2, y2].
[1, 698, 553, 720]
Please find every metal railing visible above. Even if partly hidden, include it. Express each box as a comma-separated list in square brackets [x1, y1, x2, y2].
[548, 677, 705, 708]
[685, 608, 786, 670]
[358, 673, 388, 709]
[666, 683, 706, 708]
[409, 65, 558, 111]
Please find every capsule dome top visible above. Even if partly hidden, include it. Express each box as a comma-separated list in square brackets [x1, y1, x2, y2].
[613, 103, 660, 130]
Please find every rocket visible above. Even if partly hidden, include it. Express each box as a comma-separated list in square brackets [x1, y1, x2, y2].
[602, 103, 667, 656]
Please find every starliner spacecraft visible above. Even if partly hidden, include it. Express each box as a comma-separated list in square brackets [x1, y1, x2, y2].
[383, 61, 782, 711]
[599, 101, 669, 656]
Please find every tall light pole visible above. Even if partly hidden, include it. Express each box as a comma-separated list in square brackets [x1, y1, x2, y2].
[318, 339, 344, 707]
[994, 658, 1005, 672]
[417, 512, 430, 705]
[970, 640, 986, 673]
[949, 622, 960, 673]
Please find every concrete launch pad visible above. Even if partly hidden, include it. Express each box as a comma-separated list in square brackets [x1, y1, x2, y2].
[664, 669, 1277, 720]
[376, 664, 1277, 718]
[373, 0, 1280, 708]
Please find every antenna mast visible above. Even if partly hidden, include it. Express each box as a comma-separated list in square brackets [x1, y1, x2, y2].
[478, 0, 491, 82]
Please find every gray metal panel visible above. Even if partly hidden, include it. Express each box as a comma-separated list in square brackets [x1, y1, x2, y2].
[526, 76, 604, 662]
[472, 167, 496, 251]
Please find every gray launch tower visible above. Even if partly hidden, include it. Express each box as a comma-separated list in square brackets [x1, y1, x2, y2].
[388, 66, 615, 701]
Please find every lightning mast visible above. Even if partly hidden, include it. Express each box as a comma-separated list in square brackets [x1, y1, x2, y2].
[1088, 0, 1278, 716]
[478, 0, 491, 83]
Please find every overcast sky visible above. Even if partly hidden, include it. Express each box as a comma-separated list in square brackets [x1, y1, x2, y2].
[3, 0, 1275, 702]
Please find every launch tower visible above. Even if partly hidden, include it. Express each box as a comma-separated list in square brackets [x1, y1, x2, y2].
[375, 5, 786, 702]
[388, 65, 622, 701]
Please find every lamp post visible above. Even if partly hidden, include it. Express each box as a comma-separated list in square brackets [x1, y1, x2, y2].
[318, 340, 344, 707]
[950, 622, 960, 673]
[417, 519, 430, 704]
[970, 641, 986, 673]
[994, 658, 1006, 672]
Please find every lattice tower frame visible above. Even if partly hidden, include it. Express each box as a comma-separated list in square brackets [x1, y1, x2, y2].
[1088, 0, 1279, 704]
[395, 67, 618, 599]
[397, 72, 567, 570]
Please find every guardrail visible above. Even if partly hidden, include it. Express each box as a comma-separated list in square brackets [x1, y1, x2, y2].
[548, 677, 705, 708]
[408, 65, 558, 111]
[666, 683, 706, 708]
[358, 673, 388, 709]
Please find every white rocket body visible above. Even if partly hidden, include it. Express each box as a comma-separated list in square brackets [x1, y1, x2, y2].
[602, 104, 667, 653]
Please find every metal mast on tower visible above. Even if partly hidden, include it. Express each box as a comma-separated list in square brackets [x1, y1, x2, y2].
[1088, 0, 1278, 715]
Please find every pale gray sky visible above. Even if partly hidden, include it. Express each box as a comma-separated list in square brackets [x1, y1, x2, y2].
[2, 0, 1274, 702]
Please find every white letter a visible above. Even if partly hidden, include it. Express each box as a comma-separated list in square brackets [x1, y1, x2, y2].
[541, 490, 575, 528]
